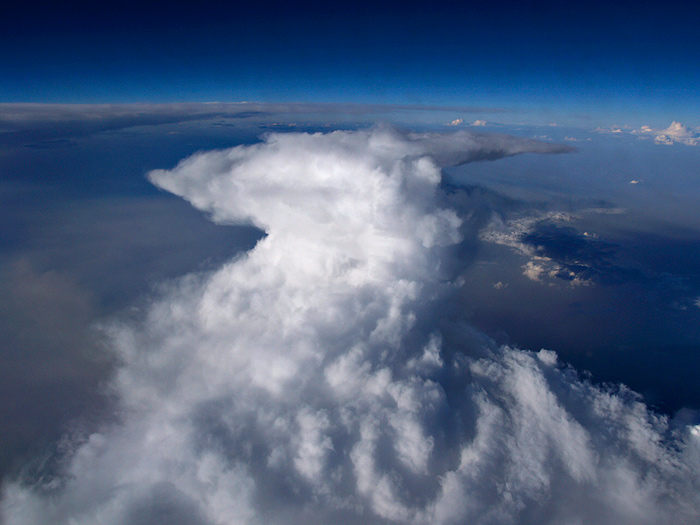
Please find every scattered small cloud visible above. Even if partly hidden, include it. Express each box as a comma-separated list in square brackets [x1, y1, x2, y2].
[448, 118, 464, 126]
[594, 126, 626, 134]
[630, 180, 640, 184]
[471, 119, 487, 126]
[480, 212, 644, 287]
[594, 122, 699, 146]
[479, 211, 575, 254]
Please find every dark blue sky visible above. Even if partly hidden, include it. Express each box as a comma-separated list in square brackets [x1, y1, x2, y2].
[3, 0, 699, 126]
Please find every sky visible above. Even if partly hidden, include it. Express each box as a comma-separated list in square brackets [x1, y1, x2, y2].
[2, 1, 700, 524]
[3, 0, 700, 126]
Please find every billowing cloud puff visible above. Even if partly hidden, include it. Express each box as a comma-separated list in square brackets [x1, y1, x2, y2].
[654, 121, 699, 146]
[2, 127, 699, 524]
[448, 118, 463, 126]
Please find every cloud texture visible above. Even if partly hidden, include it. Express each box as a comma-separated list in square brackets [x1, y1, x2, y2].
[2, 127, 699, 524]
[654, 121, 699, 146]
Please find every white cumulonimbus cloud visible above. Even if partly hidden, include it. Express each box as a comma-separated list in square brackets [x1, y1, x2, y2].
[2, 127, 699, 524]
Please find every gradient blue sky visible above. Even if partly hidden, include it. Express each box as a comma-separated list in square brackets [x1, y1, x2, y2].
[2, 0, 699, 127]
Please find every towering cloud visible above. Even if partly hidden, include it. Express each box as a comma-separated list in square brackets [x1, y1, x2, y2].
[654, 121, 699, 146]
[2, 127, 699, 524]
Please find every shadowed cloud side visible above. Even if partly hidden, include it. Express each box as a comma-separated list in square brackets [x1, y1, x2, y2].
[2, 128, 698, 524]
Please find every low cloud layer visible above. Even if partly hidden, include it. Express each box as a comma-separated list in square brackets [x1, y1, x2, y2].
[479, 211, 646, 287]
[2, 128, 699, 524]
